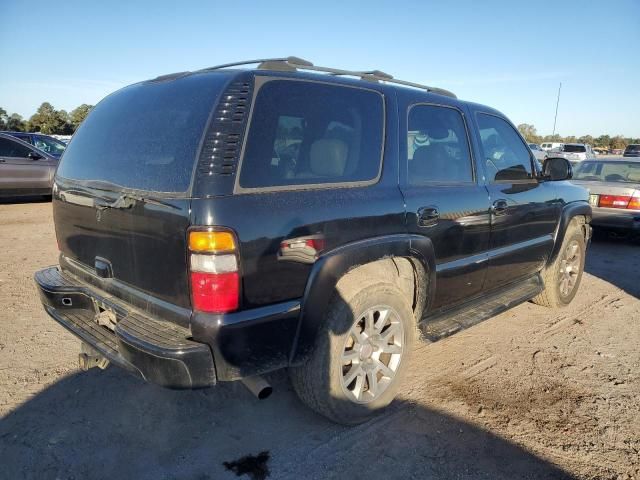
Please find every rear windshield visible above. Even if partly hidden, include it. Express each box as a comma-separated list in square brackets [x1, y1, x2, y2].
[574, 161, 640, 183]
[625, 144, 640, 152]
[238, 80, 384, 190]
[57, 73, 228, 193]
[563, 145, 586, 153]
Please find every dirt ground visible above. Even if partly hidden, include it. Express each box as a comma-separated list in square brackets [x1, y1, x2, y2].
[0, 199, 638, 480]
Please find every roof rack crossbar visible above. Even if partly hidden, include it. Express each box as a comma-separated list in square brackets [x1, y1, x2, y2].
[199, 57, 456, 98]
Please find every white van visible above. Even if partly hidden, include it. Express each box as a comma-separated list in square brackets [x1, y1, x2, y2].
[541, 142, 564, 151]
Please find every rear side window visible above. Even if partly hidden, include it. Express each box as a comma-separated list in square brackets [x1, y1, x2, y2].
[238, 80, 384, 189]
[407, 105, 473, 184]
[0, 137, 32, 157]
[57, 73, 229, 193]
[477, 114, 534, 182]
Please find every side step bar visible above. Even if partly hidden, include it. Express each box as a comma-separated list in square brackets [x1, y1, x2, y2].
[420, 275, 543, 342]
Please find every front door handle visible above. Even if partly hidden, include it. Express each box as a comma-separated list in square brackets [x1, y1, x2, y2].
[492, 199, 508, 216]
[417, 206, 439, 227]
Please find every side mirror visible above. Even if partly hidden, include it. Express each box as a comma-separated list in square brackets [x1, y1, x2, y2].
[27, 151, 43, 160]
[542, 156, 572, 181]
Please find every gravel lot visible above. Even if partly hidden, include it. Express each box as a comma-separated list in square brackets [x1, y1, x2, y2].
[0, 200, 638, 480]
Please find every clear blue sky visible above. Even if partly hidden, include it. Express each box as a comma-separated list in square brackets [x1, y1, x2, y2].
[1, 0, 638, 137]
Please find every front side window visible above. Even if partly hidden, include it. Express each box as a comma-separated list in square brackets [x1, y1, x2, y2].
[0, 137, 32, 158]
[238, 80, 384, 189]
[33, 136, 66, 156]
[477, 114, 534, 182]
[407, 105, 473, 184]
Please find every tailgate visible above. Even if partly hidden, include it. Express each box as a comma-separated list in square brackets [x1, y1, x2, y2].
[53, 186, 192, 311]
[51, 71, 233, 319]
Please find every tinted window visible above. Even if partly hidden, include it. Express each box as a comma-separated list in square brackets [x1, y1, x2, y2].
[57, 73, 228, 193]
[563, 145, 586, 153]
[625, 145, 640, 153]
[0, 137, 32, 157]
[407, 105, 473, 184]
[574, 161, 640, 183]
[477, 114, 533, 182]
[239, 80, 383, 189]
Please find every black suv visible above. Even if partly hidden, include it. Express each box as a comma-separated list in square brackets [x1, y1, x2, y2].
[35, 57, 591, 424]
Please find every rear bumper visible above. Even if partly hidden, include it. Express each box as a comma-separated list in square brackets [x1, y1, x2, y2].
[35, 267, 216, 388]
[591, 208, 640, 231]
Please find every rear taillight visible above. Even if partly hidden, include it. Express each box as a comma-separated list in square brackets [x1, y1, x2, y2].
[188, 229, 239, 313]
[598, 192, 640, 210]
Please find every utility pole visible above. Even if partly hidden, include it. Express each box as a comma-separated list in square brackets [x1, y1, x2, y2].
[552, 82, 562, 137]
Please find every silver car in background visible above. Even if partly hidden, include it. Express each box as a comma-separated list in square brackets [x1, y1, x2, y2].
[571, 158, 640, 233]
[0, 133, 58, 198]
[556, 143, 596, 163]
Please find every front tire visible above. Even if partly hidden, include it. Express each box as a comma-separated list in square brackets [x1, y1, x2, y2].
[290, 280, 415, 425]
[532, 220, 586, 308]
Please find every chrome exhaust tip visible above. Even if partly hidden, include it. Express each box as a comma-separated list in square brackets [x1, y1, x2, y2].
[240, 375, 273, 400]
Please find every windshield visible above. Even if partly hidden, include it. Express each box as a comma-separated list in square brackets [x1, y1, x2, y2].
[33, 136, 66, 156]
[56, 73, 228, 194]
[528, 144, 540, 150]
[573, 161, 640, 183]
[625, 145, 640, 153]
[563, 145, 586, 153]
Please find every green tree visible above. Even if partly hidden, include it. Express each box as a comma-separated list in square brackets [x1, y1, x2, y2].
[69, 104, 93, 129]
[6, 113, 26, 131]
[578, 135, 594, 145]
[0, 107, 7, 130]
[517, 123, 540, 143]
[543, 134, 563, 142]
[610, 136, 626, 150]
[595, 135, 611, 148]
[28, 102, 70, 134]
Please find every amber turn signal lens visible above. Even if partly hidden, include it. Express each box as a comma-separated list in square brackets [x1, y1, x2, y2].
[189, 231, 236, 252]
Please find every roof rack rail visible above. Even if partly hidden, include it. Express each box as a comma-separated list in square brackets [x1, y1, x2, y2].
[198, 56, 457, 99]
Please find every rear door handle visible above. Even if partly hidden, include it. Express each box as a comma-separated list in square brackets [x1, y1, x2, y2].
[492, 199, 508, 216]
[417, 206, 439, 227]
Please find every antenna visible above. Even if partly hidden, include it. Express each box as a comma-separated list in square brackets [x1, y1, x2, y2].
[552, 82, 562, 136]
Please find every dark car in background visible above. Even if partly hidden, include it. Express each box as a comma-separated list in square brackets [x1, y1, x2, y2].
[2, 131, 67, 159]
[0, 132, 58, 197]
[572, 158, 640, 233]
[34, 57, 591, 425]
[624, 144, 640, 158]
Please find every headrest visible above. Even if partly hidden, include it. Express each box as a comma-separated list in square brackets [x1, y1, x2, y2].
[426, 126, 449, 140]
[310, 139, 348, 177]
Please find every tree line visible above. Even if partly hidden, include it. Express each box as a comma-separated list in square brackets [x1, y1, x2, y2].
[517, 123, 639, 150]
[0, 103, 93, 135]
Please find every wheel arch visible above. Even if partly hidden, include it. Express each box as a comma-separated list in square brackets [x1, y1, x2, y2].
[550, 200, 591, 264]
[289, 234, 435, 365]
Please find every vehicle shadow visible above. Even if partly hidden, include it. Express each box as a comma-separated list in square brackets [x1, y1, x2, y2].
[0, 195, 51, 205]
[585, 229, 640, 299]
[0, 364, 574, 479]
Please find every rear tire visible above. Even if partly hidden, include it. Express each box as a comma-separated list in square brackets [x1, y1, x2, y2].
[290, 279, 415, 425]
[532, 220, 585, 308]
